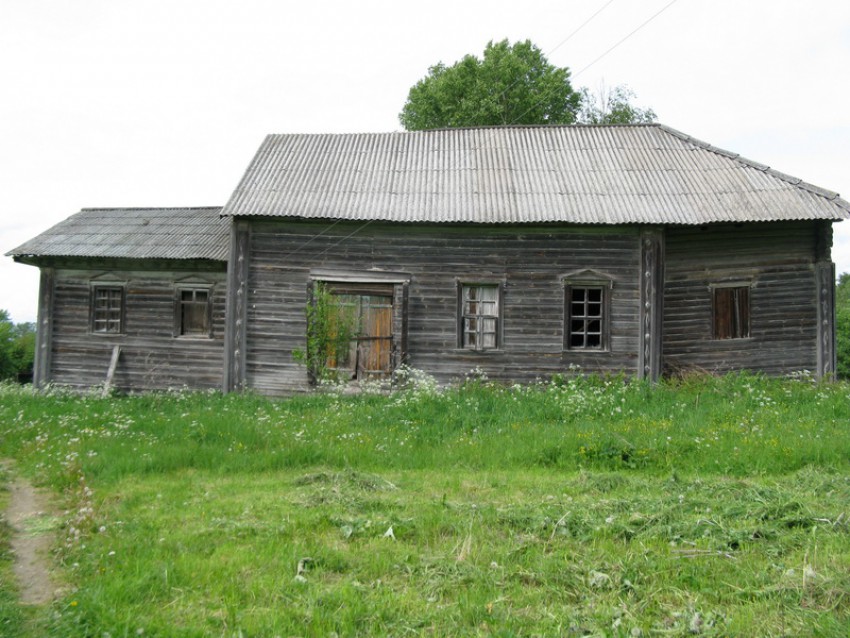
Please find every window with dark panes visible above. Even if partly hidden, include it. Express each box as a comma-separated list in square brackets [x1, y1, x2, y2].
[713, 286, 750, 339]
[178, 288, 211, 336]
[92, 286, 124, 334]
[567, 286, 605, 349]
[461, 284, 499, 350]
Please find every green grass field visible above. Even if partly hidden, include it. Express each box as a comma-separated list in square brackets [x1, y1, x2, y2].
[1, 372, 849, 636]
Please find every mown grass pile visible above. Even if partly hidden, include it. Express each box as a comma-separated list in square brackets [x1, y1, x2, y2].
[1, 371, 849, 636]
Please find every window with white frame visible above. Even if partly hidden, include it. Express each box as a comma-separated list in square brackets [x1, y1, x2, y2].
[460, 284, 500, 350]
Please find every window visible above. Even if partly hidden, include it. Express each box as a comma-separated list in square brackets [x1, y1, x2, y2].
[177, 288, 211, 337]
[91, 286, 124, 334]
[566, 285, 607, 349]
[460, 284, 500, 350]
[713, 285, 750, 339]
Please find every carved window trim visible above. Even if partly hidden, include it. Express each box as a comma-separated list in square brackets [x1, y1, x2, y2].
[90, 285, 125, 335]
[564, 284, 610, 351]
[175, 285, 213, 338]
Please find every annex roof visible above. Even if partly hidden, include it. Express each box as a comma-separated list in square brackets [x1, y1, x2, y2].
[7, 207, 228, 262]
[221, 124, 850, 225]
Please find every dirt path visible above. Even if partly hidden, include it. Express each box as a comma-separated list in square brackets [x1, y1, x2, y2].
[2, 460, 60, 606]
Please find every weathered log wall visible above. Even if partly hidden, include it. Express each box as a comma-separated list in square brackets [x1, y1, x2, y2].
[662, 221, 824, 376]
[241, 221, 642, 394]
[46, 265, 226, 391]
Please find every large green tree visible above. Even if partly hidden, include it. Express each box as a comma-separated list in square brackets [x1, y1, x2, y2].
[399, 39, 655, 131]
[400, 39, 582, 130]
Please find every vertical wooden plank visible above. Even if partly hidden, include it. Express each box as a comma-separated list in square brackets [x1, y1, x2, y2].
[102, 345, 122, 397]
[33, 268, 55, 389]
[815, 261, 836, 380]
[392, 282, 409, 370]
[638, 229, 664, 382]
[223, 220, 250, 392]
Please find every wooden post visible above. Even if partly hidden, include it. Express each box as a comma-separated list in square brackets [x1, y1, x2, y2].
[223, 220, 250, 392]
[33, 268, 55, 389]
[638, 229, 664, 382]
[815, 261, 836, 380]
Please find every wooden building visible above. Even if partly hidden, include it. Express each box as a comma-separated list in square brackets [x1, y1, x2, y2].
[8, 207, 229, 392]
[9, 125, 849, 393]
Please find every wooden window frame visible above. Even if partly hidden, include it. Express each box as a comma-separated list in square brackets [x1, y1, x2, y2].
[458, 282, 502, 351]
[323, 282, 395, 380]
[175, 286, 213, 338]
[712, 283, 751, 340]
[90, 285, 125, 335]
[564, 282, 610, 351]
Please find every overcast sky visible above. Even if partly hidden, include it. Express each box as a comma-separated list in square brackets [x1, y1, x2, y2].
[2, 0, 849, 323]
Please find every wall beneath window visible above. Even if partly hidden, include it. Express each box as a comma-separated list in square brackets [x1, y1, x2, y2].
[241, 221, 642, 393]
[46, 263, 226, 391]
[663, 221, 823, 376]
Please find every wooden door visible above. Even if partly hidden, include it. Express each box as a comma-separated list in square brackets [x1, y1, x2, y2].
[356, 294, 393, 378]
[327, 285, 394, 380]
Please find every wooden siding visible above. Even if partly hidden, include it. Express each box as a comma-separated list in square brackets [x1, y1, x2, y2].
[663, 221, 823, 376]
[47, 267, 226, 391]
[242, 221, 642, 394]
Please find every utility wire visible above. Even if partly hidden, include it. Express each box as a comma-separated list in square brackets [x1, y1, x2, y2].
[310, 218, 376, 262]
[573, 0, 681, 79]
[508, 0, 681, 125]
[277, 217, 344, 262]
[267, 0, 680, 266]
[498, 0, 618, 102]
[545, 0, 618, 60]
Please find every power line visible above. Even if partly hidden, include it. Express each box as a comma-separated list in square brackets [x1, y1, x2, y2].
[310, 218, 376, 262]
[545, 0, 618, 59]
[573, 0, 681, 79]
[268, 0, 681, 269]
[508, 0, 681, 125]
[277, 217, 344, 262]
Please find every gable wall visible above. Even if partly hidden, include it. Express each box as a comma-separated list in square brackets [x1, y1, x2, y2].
[47, 267, 226, 391]
[662, 221, 824, 376]
[241, 221, 642, 394]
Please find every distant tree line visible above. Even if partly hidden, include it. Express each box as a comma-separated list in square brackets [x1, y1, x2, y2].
[837, 273, 850, 379]
[0, 310, 35, 383]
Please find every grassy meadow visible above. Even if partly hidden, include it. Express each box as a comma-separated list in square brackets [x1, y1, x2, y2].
[1, 371, 849, 636]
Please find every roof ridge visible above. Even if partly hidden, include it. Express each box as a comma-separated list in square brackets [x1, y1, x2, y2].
[79, 206, 222, 212]
[266, 123, 662, 137]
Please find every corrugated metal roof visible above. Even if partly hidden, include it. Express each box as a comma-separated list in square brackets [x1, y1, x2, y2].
[7, 207, 228, 261]
[221, 124, 850, 225]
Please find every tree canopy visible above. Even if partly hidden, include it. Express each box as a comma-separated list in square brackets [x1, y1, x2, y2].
[400, 40, 582, 130]
[399, 39, 655, 131]
[578, 84, 656, 125]
[0, 309, 35, 383]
